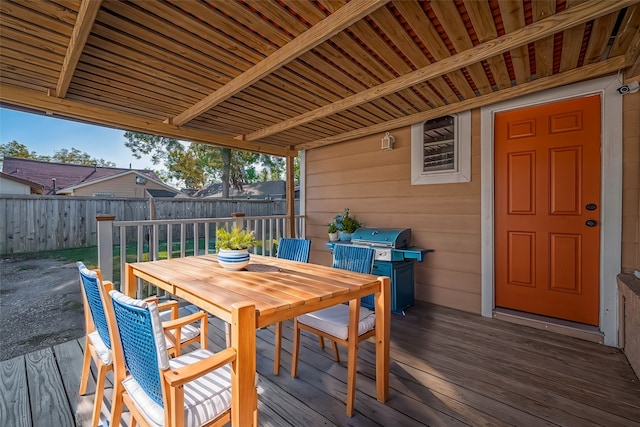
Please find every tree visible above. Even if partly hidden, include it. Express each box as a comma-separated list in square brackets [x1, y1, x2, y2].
[123, 132, 292, 197]
[51, 147, 115, 167]
[0, 140, 49, 161]
[0, 140, 114, 166]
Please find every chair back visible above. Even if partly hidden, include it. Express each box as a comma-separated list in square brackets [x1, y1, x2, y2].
[77, 262, 111, 348]
[108, 290, 170, 408]
[332, 244, 375, 274]
[277, 238, 311, 263]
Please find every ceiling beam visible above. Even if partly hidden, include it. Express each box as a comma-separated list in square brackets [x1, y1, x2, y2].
[625, 25, 640, 77]
[296, 56, 625, 151]
[244, 0, 638, 142]
[171, 0, 388, 126]
[55, 0, 102, 98]
[0, 84, 294, 157]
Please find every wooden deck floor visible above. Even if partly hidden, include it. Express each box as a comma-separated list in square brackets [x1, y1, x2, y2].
[2, 302, 640, 427]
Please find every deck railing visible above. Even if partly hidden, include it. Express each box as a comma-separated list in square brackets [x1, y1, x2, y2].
[96, 214, 305, 297]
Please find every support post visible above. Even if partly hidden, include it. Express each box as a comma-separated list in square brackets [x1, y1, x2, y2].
[96, 214, 115, 282]
[286, 153, 295, 237]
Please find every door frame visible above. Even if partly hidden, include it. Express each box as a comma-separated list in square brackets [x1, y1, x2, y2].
[480, 75, 623, 347]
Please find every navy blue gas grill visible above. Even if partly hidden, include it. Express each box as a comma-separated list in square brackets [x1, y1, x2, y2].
[328, 228, 433, 314]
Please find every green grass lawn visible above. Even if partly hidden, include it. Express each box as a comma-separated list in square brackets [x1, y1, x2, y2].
[3, 237, 273, 287]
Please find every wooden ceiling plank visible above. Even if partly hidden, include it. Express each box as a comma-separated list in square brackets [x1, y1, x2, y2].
[55, 0, 102, 98]
[560, 23, 586, 72]
[559, 0, 588, 73]
[259, 74, 374, 128]
[428, 0, 493, 94]
[253, 0, 313, 35]
[81, 47, 209, 99]
[624, 16, 640, 76]
[464, 0, 513, 90]
[171, 0, 388, 126]
[609, 4, 640, 57]
[367, 5, 473, 101]
[284, 63, 397, 122]
[0, 1, 75, 32]
[243, 0, 634, 141]
[584, 12, 618, 64]
[0, 14, 70, 47]
[0, 84, 294, 157]
[391, 0, 475, 100]
[275, 67, 381, 125]
[203, 0, 292, 46]
[532, 0, 556, 78]
[82, 33, 226, 94]
[156, 1, 280, 57]
[2, 50, 62, 74]
[498, 0, 530, 84]
[99, 2, 253, 78]
[298, 56, 625, 150]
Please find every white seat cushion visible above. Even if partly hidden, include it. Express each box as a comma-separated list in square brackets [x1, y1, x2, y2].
[122, 348, 233, 427]
[158, 311, 201, 348]
[297, 304, 376, 340]
[87, 331, 112, 365]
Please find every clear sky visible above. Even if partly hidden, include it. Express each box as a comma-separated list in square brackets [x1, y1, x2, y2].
[0, 108, 158, 170]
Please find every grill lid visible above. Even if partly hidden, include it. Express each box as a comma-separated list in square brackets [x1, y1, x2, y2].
[351, 228, 411, 249]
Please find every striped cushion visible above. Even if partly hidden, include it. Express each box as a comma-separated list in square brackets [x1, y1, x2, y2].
[122, 349, 232, 427]
[298, 304, 376, 340]
[87, 331, 112, 365]
[158, 310, 201, 348]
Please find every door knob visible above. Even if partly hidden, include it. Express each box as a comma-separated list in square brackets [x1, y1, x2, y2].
[586, 203, 597, 211]
[585, 219, 597, 227]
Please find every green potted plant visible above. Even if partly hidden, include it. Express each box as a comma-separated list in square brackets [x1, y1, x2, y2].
[334, 208, 361, 241]
[327, 221, 339, 242]
[215, 226, 259, 270]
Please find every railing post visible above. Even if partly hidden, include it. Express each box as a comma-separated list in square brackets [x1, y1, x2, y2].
[96, 214, 115, 282]
[231, 212, 245, 229]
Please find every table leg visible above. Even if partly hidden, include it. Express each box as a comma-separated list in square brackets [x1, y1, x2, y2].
[231, 302, 257, 426]
[124, 263, 135, 297]
[374, 276, 390, 402]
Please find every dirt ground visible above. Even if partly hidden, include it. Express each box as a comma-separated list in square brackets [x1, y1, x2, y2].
[0, 258, 85, 361]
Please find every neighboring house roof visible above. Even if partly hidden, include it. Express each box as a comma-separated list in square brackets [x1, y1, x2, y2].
[0, 171, 44, 194]
[194, 180, 298, 199]
[1, 157, 160, 195]
[55, 169, 178, 195]
[146, 189, 179, 198]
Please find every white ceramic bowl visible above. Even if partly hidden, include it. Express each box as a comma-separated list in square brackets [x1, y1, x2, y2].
[217, 249, 250, 271]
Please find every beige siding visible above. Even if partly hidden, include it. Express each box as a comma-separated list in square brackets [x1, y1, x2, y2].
[306, 95, 640, 314]
[622, 86, 640, 272]
[306, 110, 483, 314]
[72, 174, 167, 198]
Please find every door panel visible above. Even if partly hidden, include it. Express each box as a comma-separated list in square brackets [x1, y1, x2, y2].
[494, 95, 601, 325]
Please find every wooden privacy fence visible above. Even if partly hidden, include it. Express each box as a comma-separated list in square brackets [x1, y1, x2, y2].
[0, 195, 294, 255]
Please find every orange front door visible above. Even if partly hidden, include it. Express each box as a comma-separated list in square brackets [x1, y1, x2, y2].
[494, 95, 601, 325]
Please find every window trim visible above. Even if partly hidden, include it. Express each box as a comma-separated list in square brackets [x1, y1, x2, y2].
[410, 110, 471, 185]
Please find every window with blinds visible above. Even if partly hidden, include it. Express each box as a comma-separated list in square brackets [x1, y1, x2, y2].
[410, 111, 471, 185]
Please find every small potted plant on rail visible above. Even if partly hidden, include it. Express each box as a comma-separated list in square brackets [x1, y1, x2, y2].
[215, 226, 259, 271]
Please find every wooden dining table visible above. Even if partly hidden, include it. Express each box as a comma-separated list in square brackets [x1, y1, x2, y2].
[124, 253, 391, 426]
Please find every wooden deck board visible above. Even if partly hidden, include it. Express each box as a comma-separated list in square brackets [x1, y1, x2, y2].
[2, 302, 640, 426]
[0, 355, 31, 427]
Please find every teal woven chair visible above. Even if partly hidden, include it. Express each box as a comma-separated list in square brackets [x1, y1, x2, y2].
[78, 262, 209, 427]
[104, 290, 253, 427]
[277, 237, 311, 263]
[77, 262, 115, 427]
[291, 244, 376, 416]
[272, 238, 311, 374]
